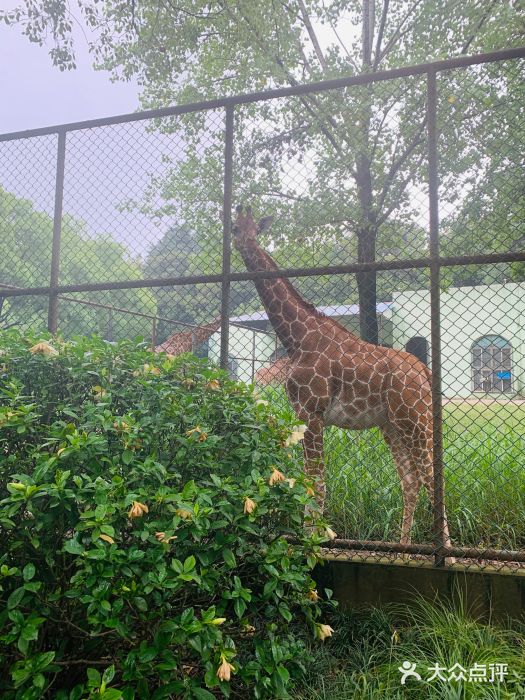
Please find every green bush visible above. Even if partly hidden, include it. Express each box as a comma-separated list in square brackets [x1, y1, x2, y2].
[0, 332, 332, 699]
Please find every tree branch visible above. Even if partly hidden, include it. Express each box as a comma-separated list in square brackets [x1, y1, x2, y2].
[460, 0, 498, 55]
[376, 0, 424, 66]
[377, 115, 427, 212]
[369, 95, 400, 162]
[372, 0, 389, 70]
[226, 1, 346, 157]
[297, 0, 328, 72]
[377, 152, 426, 226]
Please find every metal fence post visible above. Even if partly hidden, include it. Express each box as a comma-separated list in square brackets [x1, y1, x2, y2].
[427, 70, 447, 567]
[151, 317, 157, 351]
[47, 129, 66, 334]
[220, 106, 234, 370]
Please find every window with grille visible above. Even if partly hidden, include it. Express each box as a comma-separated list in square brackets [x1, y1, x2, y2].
[472, 336, 512, 393]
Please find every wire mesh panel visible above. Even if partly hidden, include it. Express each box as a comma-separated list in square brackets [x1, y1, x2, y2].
[438, 59, 525, 259]
[0, 134, 58, 333]
[231, 75, 430, 271]
[0, 50, 524, 572]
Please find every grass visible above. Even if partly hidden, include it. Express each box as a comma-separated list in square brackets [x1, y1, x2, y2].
[262, 387, 525, 549]
[296, 595, 525, 699]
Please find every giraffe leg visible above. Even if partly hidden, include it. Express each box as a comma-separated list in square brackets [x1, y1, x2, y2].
[381, 424, 422, 547]
[419, 457, 454, 558]
[303, 416, 326, 513]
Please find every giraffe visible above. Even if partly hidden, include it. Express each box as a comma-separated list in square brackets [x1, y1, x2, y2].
[155, 316, 221, 356]
[255, 357, 291, 386]
[233, 205, 452, 550]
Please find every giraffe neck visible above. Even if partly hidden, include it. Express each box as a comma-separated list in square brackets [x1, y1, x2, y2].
[191, 316, 222, 345]
[236, 239, 323, 355]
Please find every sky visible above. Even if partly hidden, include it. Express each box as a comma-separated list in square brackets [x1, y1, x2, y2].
[0, 6, 426, 263]
[0, 7, 173, 259]
[0, 6, 139, 133]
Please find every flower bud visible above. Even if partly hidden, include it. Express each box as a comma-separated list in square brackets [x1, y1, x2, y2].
[29, 341, 58, 357]
[216, 658, 235, 682]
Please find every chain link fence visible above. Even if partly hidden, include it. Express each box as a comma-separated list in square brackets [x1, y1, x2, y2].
[1, 47, 524, 572]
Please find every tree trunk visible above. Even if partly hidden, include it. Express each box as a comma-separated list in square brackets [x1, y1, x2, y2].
[355, 0, 379, 346]
[356, 231, 378, 345]
[355, 146, 379, 345]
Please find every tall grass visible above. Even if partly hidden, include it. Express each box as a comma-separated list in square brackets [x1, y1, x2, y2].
[296, 596, 525, 699]
[262, 387, 525, 548]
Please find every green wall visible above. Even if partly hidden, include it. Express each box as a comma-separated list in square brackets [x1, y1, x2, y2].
[391, 282, 525, 398]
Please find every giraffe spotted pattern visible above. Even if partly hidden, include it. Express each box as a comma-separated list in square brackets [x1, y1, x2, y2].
[156, 317, 222, 356]
[233, 205, 451, 549]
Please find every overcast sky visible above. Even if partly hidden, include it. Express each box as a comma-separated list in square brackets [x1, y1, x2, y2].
[0, 9, 140, 134]
[0, 10, 173, 259]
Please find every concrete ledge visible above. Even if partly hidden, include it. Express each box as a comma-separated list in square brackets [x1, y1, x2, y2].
[316, 556, 525, 621]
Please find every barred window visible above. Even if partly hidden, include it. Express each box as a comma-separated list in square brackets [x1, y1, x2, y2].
[472, 336, 512, 393]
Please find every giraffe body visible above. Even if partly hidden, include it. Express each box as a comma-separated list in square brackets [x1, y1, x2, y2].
[233, 206, 451, 549]
[155, 317, 221, 356]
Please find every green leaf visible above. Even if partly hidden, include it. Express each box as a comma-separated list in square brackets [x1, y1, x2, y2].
[22, 563, 35, 581]
[192, 689, 216, 700]
[87, 667, 101, 687]
[122, 450, 134, 465]
[278, 604, 292, 623]
[222, 548, 236, 568]
[7, 587, 25, 610]
[138, 647, 157, 663]
[133, 596, 148, 612]
[263, 579, 277, 598]
[276, 665, 290, 684]
[32, 673, 45, 689]
[183, 555, 196, 573]
[69, 686, 84, 700]
[234, 598, 246, 618]
[64, 538, 84, 555]
[34, 651, 55, 671]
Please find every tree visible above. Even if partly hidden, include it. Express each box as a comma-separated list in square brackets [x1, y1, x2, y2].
[2, 1, 523, 341]
[0, 187, 157, 338]
[143, 223, 218, 343]
[438, 55, 525, 288]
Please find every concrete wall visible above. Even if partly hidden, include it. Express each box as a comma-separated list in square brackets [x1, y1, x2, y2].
[391, 282, 525, 398]
[316, 558, 525, 622]
[208, 325, 277, 384]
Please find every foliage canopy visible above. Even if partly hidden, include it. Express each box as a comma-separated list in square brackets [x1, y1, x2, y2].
[0, 332, 331, 698]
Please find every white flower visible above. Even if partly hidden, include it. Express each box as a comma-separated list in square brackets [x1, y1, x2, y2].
[243, 497, 257, 514]
[325, 526, 337, 541]
[284, 424, 307, 447]
[315, 623, 334, 641]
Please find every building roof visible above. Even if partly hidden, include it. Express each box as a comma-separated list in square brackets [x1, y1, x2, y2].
[230, 302, 393, 324]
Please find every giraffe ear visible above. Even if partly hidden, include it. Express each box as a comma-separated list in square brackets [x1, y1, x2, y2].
[257, 216, 274, 234]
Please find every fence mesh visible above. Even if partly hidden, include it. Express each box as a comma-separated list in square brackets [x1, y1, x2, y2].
[1, 50, 524, 572]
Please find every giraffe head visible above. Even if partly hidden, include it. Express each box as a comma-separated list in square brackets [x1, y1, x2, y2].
[232, 205, 273, 250]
